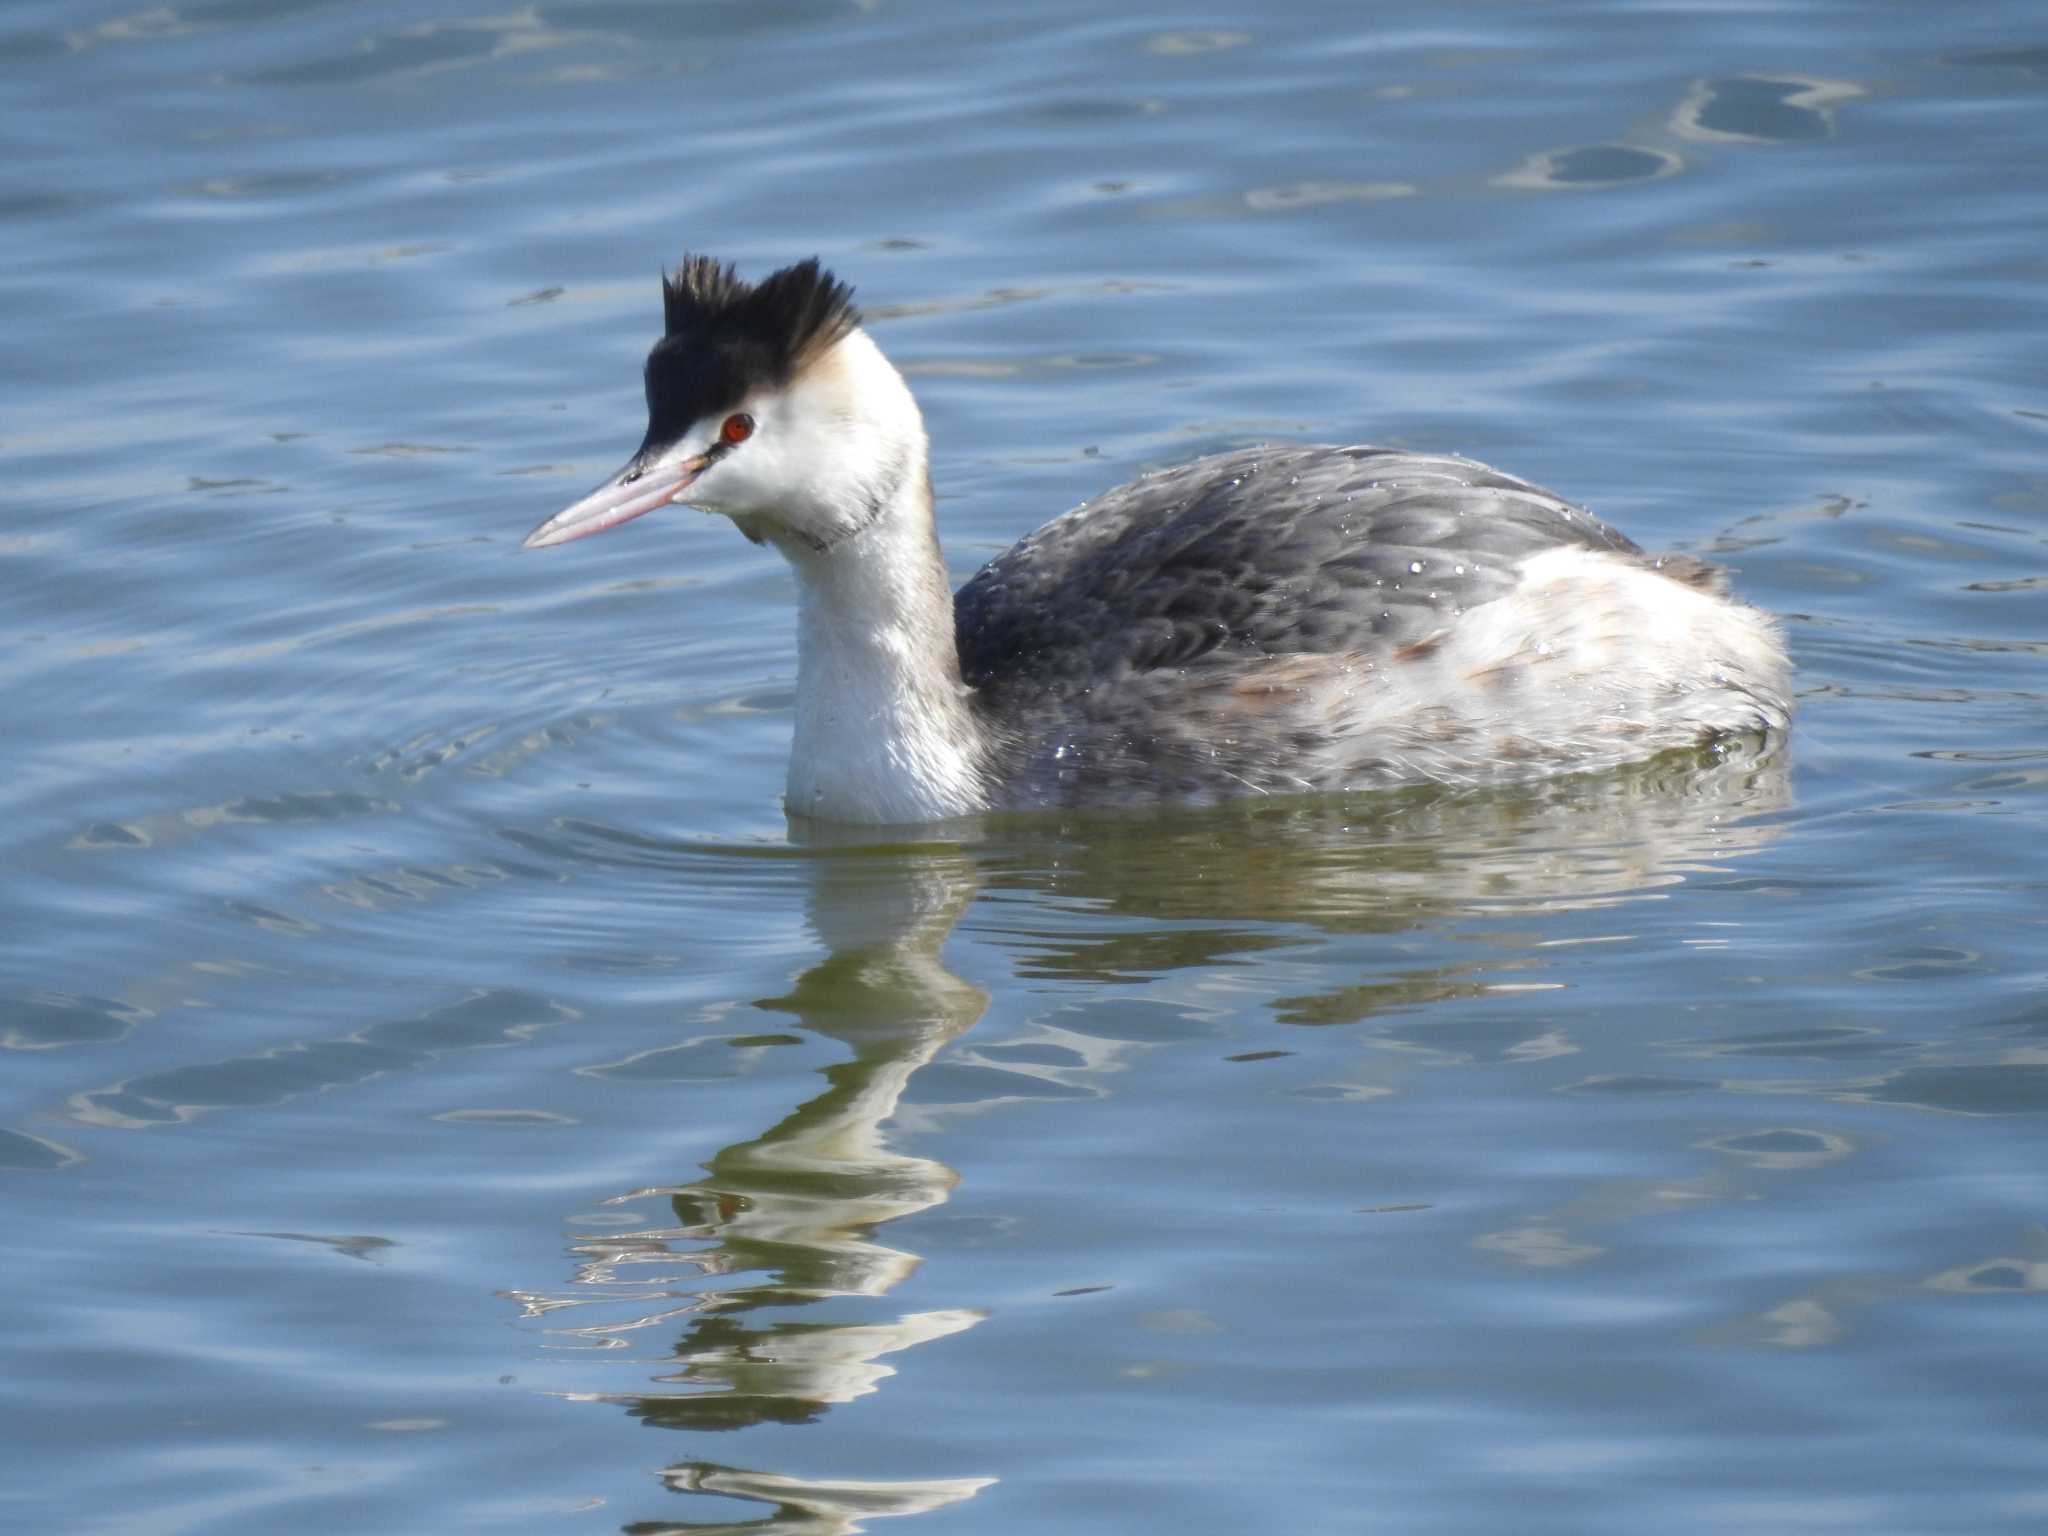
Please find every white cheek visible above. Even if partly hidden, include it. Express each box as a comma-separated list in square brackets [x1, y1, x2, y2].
[681, 439, 768, 516]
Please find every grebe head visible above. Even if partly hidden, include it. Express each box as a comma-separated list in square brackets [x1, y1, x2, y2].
[523, 255, 926, 555]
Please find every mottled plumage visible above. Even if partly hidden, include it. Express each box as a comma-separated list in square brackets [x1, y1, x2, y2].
[954, 446, 1788, 807]
[957, 446, 1633, 685]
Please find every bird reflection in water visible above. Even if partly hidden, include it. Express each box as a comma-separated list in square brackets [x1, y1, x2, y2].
[507, 843, 996, 1528]
[511, 738, 1788, 1529]
[633, 1463, 997, 1536]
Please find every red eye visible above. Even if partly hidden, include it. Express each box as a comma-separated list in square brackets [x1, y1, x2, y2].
[720, 412, 755, 445]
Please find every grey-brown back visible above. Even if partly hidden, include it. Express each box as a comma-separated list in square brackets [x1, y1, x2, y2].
[955, 445, 1638, 701]
[945, 445, 1792, 810]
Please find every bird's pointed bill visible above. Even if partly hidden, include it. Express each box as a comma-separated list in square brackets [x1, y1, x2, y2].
[522, 456, 706, 549]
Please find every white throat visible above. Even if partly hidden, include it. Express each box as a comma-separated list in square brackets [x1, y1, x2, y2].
[778, 460, 990, 825]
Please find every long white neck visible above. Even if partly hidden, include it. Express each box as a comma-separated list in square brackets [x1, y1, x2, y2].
[778, 471, 990, 824]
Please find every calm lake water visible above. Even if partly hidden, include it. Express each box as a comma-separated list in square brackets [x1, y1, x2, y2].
[7, 2, 2048, 1531]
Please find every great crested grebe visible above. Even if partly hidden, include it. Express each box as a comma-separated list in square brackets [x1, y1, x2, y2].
[524, 256, 1791, 824]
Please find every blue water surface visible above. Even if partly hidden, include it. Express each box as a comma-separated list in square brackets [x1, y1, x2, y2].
[5, 2, 2048, 1532]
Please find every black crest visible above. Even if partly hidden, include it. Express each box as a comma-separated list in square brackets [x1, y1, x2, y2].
[660, 253, 755, 335]
[637, 256, 861, 453]
[664, 254, 861, 374]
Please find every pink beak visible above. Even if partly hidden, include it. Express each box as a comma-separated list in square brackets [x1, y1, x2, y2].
[522, 453, 709, 549]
